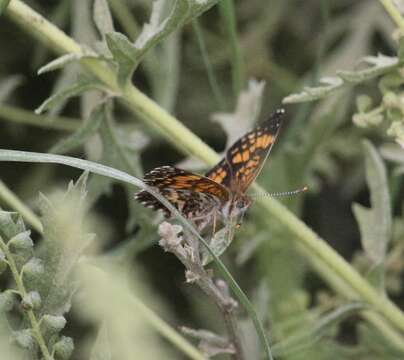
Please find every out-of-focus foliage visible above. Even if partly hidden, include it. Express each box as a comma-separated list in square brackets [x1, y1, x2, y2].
[1, 0, 404, 359]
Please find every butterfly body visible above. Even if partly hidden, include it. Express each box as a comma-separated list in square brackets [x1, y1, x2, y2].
[135, 108, 285, 230]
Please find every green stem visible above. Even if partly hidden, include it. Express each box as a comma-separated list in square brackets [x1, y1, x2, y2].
[379, 0, 404, 31]
[107, 0, 139, 40]
[5, 0, 404, 349]
[192, 18, 227, 110]
[218, 0, 244, 97]
[0, 104, 80, 131]
[297, 244, 404, 351]
[0, 238, 52, 360]
[0, 180, 43, 233]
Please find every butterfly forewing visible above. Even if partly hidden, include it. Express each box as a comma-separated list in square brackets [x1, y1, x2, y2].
[206, 109, 284, 193]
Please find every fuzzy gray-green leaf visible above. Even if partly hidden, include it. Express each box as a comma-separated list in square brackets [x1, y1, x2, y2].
[283, 77, 343, 103]
[353, 141, 392, 264]
[50, 103, 105, 154]
[105, 32, 138, 86]
[38, 53, 99, 75]
[35, 76, 103, 114]
[337, 55, 399, 83]
[284, 53, 401, 104]
[134, 0, 189, 52]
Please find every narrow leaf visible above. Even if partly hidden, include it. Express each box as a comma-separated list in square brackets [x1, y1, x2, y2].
[133, 0, 189, 65]
[50, 103, 105, 154]
[35, 76, 103, 114]
[283, 53, 401, 104]
[38, 53, 99, 75]
[353, 140, 392, 264]
[93, 0, 115, 37]
[283, 77, 343, 103]
[105, 32, 138, 86]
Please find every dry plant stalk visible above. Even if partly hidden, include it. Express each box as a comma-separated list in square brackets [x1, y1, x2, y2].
[158, 222, 244, 360]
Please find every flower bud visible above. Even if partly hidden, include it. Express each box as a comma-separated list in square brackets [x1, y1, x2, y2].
[22, 258, 44, 277]
[41, 315, 67, 333]
[8, 231, 33, 252]
[53, 336, 74, 360]
[12, 329, 35, 350]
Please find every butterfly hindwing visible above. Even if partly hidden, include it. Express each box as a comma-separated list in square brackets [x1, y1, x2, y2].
[135, 166, 229, 219]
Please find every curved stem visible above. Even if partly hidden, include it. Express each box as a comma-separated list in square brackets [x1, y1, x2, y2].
[0, 104, 80, 131]
[0, 238, 52, 360]
[379, 0, 404, 31]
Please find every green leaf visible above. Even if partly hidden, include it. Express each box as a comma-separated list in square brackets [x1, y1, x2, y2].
[201, 227, 230, 265]
[35, 76, 104, 114]
[32, 172, 94, 316]
[134, 0, 189, 52]
[352, 141, 392, 265]
[0, 211, 26, 240]
[337, 55, 399, 83]
[272, 303, 365, 357]
[37, 53, 99, 75]
[283, 77, 343, 103]
[90, 323, 112, 360]
[50, 103, 105, 154]
[212, 79, 265, 148]
[0, 0, 10, 16]
[93, 0, 115, 37]
[105, 32, 138, 86]
[283, 54, 400, 104]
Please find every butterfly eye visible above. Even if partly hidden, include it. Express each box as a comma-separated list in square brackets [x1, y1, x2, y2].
[236, 200, 245, 209]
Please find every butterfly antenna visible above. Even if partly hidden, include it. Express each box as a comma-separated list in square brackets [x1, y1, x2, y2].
[251, 186, 308, 198]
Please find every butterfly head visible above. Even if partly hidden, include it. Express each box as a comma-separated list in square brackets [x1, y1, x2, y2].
[221, 193, 252, 228]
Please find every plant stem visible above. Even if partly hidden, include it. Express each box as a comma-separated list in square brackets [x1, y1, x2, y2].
[379, 0, 404, 31]
[192, 18, 227, 110]
[0, 180, 43, 233]
[0, 238, 52, 360]
[218, 0, 244, 97]
[159, 223, 244, 359]
[0, 104, 80, 131]
[107, 0, 139, 40]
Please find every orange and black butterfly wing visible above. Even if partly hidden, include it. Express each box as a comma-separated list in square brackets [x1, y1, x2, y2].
[206, 109, 284, 193]
[135, 166, 230, 218]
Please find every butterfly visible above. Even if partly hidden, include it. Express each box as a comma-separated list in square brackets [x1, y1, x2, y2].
[135, 108, 285, 230]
